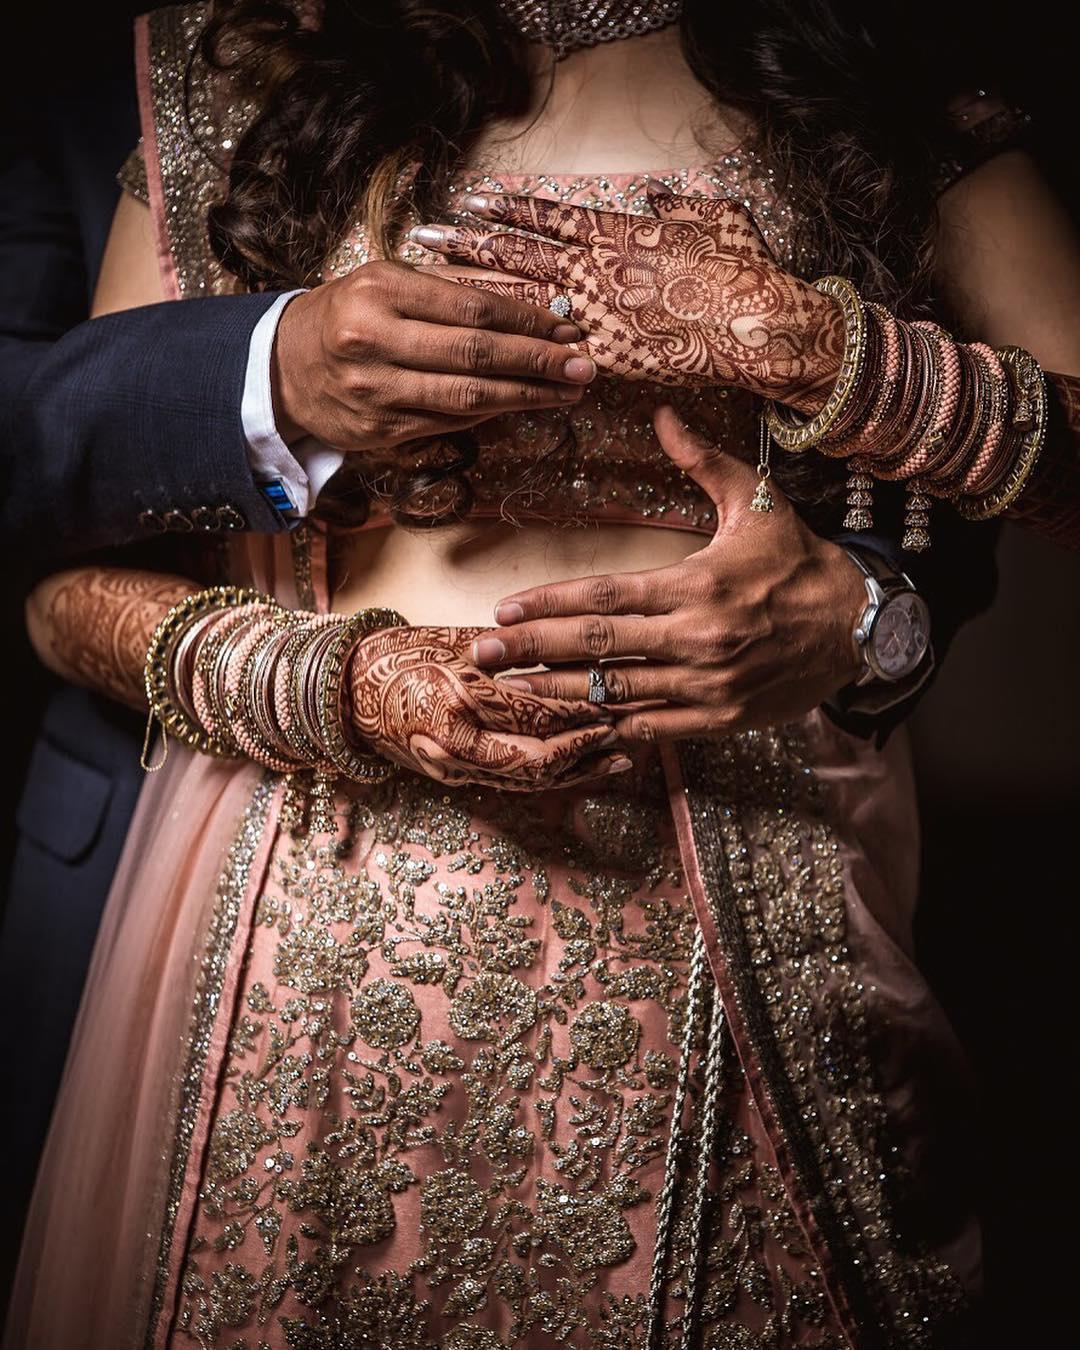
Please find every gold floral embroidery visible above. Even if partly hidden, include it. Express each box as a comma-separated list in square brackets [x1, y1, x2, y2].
[168, 762, 844, 1346]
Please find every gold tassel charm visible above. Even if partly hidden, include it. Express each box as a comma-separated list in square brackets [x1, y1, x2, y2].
[750, 472, 775, 513]
[842, 457, 875, 531]
[901, 479, 932, 552]
[750, 414, 776, 513]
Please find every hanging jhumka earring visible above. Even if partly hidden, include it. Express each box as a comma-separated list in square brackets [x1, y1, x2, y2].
[750, 413, 776, 512]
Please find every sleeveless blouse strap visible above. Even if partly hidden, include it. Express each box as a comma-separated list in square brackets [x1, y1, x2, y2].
[932, 96, 1034, 197]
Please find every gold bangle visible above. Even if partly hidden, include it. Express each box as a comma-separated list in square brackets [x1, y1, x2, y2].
[957, 345, 1047, 520]
[143, 586, 278, 759]
[316, 606, 408, 784]
[762, 275, 868, 453]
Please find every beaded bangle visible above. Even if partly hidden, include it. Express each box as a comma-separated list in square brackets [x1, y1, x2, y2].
[958, 345, 1048, 519]
[929, 345, 989, 493]
[907, 322, 962, 478]
[958, 344, 1010, 495]
[210, 611, 270, 737]
[232, 616, 297, 772]
[763, 275, 868, 452]
[143, 586, 276, 763]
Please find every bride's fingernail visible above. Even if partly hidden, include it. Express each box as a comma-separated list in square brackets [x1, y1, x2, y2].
[607, 755, 633, 773]
[463, 194, 490, 212]
[494, 601, 525, 624]
[599, 728, 620, 747]
[409, 225, 445, 247]
[473, 638, 506, 664]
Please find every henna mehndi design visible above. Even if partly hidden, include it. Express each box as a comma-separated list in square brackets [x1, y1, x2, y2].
[42, 568, 193, 710]
[413, 190, 845, 413]
[347, 624, 627, 789]
[33, 571, 627, 791]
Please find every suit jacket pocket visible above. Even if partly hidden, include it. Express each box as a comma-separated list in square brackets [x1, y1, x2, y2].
[16, 737, 114, 863]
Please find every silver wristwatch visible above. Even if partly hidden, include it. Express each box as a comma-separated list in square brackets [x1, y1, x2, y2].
[842, 547, 931, 685]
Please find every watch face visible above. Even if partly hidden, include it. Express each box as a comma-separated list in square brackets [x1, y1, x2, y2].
[871, 593, 930, 680]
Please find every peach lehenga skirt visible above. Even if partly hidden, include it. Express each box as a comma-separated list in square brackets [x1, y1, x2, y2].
[5, 681, 982, 1349]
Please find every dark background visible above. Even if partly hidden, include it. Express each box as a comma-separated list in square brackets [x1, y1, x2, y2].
[2, 3, 1077, 1344]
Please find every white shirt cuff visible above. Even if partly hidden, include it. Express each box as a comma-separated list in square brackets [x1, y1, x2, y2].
[241, 289, 345, 517]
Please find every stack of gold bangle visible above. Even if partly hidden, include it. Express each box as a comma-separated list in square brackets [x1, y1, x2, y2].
[763, 276, 869, 453]
[760, 274, 1050, 550]
[143, 586, 271, 762]
[956, 346, 1048, 520]
[142, 589, 407, 792]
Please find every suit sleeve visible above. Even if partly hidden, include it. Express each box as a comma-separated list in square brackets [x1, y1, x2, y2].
[0, 123, 290, 571]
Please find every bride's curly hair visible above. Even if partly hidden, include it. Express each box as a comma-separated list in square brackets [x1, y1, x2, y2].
[193, 0, 991, 526]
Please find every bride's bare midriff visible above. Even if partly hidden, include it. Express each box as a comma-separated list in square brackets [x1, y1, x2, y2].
[330, 31, 734, 625]
[329, 519, 708, 626]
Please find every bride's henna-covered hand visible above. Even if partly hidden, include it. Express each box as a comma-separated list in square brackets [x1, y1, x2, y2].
[465, 407, 868, 744]
[411, 189, 844, 413]
[27, 567, 194, 710]
[347, 625, 628, 789]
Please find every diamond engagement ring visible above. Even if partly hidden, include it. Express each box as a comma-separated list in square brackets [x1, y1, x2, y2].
[587, 666, 608, 705]
[549, 295, 573, 319]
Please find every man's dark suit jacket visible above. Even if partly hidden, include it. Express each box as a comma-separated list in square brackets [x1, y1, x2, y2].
[0, 0, 1000, 1297]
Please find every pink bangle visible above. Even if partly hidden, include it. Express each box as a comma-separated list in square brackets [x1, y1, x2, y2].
[227, 617, 297, 772]
[872, 322, 936, 480]
[896, 322, 961, 478]
[276, 614, 339, 763]
[912, 324, 961, 472]
[959, 343, 1008, 494]
[192, 607, 255, 740]
[195, 603, 276, 740]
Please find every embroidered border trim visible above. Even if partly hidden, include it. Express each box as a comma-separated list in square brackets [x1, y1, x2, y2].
[144, 776, 276, 1348]
[677, 732, 971, 1348]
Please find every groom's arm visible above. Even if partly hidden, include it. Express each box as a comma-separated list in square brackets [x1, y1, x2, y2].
[0, 123, 295, 569]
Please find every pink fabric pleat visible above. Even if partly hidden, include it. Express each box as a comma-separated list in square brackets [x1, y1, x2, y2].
[3, 749, 273, 1350]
